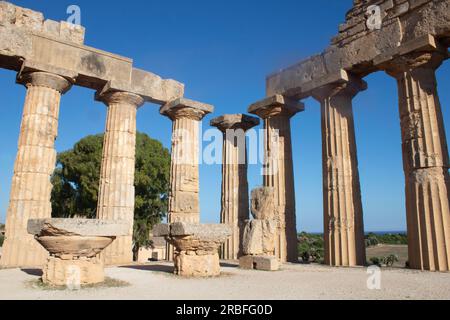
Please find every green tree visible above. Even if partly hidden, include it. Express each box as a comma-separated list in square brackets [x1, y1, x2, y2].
[51, 132, 170, 260]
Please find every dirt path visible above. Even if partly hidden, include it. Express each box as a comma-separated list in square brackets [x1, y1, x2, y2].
[0, 261, 449, 300]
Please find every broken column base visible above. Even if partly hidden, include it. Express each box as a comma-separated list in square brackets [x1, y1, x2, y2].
[239, 255, 279, 271]
[175, 251, 220, 277]
[153, 222, 231, 277]
[43, 256, 104, 286]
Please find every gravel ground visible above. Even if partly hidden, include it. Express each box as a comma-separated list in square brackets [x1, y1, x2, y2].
[0, 261, 449, 300]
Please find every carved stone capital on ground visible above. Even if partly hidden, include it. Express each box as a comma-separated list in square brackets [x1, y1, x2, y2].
[210, 114, 260, 132]
[160, 98, 214, 121]
[27, 219, 129, 286]
[96, 90, 145, 108]
[18, 71, 73, 94]
[248, 94, 304, 119]
[153, 222, 231, 277]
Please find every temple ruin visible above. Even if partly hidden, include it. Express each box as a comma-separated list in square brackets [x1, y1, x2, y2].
[1, 0, 449, 276]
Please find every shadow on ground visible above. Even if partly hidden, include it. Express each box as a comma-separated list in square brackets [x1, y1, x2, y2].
[119, 264, 174, 274]
[20, 268, 43, 277]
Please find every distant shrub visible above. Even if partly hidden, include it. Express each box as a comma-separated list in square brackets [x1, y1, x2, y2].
[0, 234, 4, 247]
[365, 233, 407, 247]
[382, 254, 399, 267]
[369, 257, 382, 266]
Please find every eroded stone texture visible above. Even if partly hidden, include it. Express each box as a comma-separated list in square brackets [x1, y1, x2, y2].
[0, 2, 184, 104]
[96, 91, 144, 266]
[266, 0, 450, 98]
[311, 72, 367, 267]
[154, 222, 231, 277]
[161, 98, 213, 260]
[240, 187, 279, 271]
[211, 114, 259, 260]
[0, 71, 73, 268]
[249, 97, 303, 263]
[161, 98, 214, 224]
[384, 50, 450, 272]
[27, 218, 128, 286]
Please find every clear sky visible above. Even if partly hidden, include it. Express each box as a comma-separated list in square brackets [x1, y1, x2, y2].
[1, 0, 449, 232]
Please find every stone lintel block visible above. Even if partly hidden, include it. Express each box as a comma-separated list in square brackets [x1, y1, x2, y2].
[27, 218, 129, 237]
[97, 69, 185, 105]
[373, 34, 443, 67]
[248, 94, 304, 118]
[239, 255, 279, 271]
[210, 114, 260, 132]
[160, 98, 214, 120]
[17, 59, 78, 83]
[152, 223, 170, 237]
[170, 222, 232, 242]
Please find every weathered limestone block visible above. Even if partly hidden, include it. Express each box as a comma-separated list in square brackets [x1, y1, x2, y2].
[0, 71, 73, 269]
[240, 187, 279, 271]
[242, 220, 277, 256]
[250, 187, 275, 220]
[27, 219, 128, 287]
[239, 255, 279, 271]
[43, 257, 104, 287]
[384, 50, 450, 272]
[311, 72, 367, 267]
[249, 98, 303, 263]
[211, 114, 259, 260]
[96, 90, 144, 266]
[154, 222, 231, 277]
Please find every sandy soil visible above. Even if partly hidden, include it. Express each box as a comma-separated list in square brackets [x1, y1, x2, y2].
[366, 245, 409, 267]
[0, 261, 449, 300]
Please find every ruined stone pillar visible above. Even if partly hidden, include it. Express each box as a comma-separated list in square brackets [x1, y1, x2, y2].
[385, 51, 450, 272]
[96, 91, 144, 265]
[311, 77, 367, 267]
[161, 98, 214, 260]
[210, 114, 260, 260]
[1, 72, 73, 268]
[249, 95, 303, 263]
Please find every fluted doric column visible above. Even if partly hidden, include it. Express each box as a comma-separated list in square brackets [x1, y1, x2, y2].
[385, 50, 450, 272]
[96, 91, 144, 265]
[249, 95, 303, 263]
[161, 98, 214, 259]
[1, 72, 73, 268]
[311, 76, 367, 267]
[210, 114, 260, 260]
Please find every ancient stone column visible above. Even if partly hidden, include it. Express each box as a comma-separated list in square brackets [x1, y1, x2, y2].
[210, 114, 260, 260]
[385, 51, 450, 272]
[96, 91, 144, 265]
[249, 95, 303, 263]
[160, 98, 214, 259]
[311, 77, 367, 267]
[1, 72, 73, 268]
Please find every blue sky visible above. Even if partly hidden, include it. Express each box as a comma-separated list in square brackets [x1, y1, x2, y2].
[1, 0, 449, 232]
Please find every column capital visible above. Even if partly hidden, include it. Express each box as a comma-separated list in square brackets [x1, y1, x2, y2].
[210, 114, 260, 132]
[311, 76, 367, 102]
[248, 95, 304, 119]
[160, 98, 214, 121]
[96, 90, 145, 108]
[384, 50, 449, 78]
[18, 72, 73, 94]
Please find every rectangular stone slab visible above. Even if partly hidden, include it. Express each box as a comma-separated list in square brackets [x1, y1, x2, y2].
[27, 219, 129, 237]
[170, 222, 231, 241]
